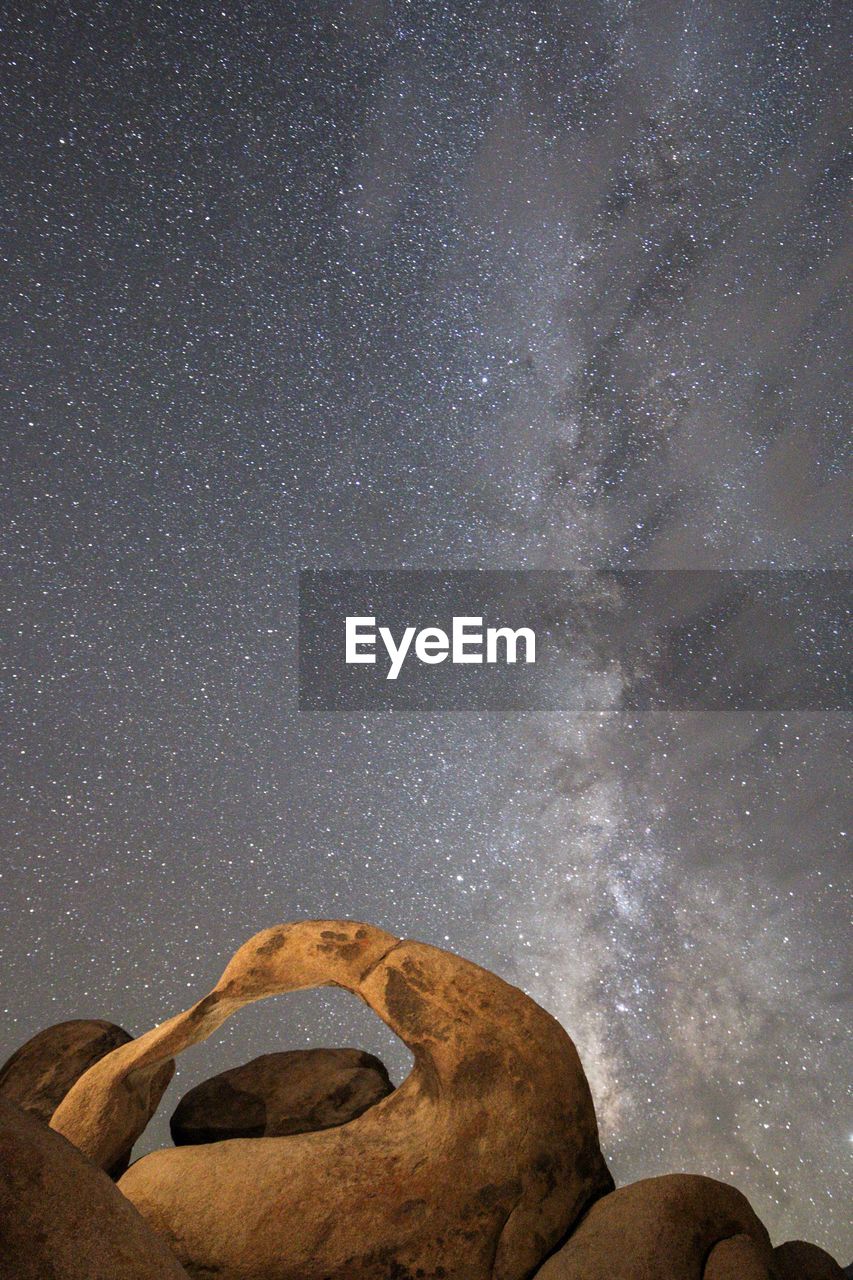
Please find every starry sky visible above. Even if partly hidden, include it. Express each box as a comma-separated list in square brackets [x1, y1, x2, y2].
[1, 0, 850, 1262]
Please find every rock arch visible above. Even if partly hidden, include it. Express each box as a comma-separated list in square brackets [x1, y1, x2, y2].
[51, 920, 613, 1280]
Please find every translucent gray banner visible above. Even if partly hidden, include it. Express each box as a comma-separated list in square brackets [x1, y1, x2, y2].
[298, 571, 850, 711]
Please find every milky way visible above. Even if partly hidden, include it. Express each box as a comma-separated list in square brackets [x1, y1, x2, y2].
[1, 0, 849, 1260]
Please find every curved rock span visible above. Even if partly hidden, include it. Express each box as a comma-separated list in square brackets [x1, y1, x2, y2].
[51, 920, 614, 1279]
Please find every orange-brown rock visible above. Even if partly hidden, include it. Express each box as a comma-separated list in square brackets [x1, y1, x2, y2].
[53, 920, 613, 1280]
[533, 1174, 774, 1279]
[0, 1019, 133, 1121]
[0, 1018, 173, 1176]
[704, 1233, 772, 1279]
[170, 1047, 393, 1144]
[773, 1240, 847, 1279]
[0, 1098, 187, 1279]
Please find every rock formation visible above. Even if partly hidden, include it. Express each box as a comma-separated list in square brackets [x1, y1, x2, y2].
[52, 919, 614, 1279]
[0, 1098, 187, 1279]
[533, 1174, 775, 1278]
[170, 1046, 393, 1144]
[0, 919, 837, 1279]
[0, 1019, 133, 1122]
[773, 1240, 847, 1279]
[703, 1234, 775, 1280]
[0, 1018, 173, 1176]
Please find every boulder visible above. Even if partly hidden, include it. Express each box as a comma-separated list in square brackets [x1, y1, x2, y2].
[0, 1098, 187, 1279]
[533, 1174, 774, 1279]
[773, 1240, 847, 1279]
[0, 1019, 133, 1122]
[704, 1233, 772, 1279]
[170, 1047, 393, 1144]
[52, 920, 614, 1280]
[0, 1018, 173, 1176]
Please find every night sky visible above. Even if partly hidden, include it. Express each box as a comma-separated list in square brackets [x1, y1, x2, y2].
[1, 0, 850, 1262]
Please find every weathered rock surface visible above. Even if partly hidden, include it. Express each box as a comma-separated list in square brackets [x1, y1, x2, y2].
[533, 1174, 774, 1279]
[0, 1098, 187, 1279]
[0, 1017, 174, 1176]
[31, 925, 840, 1279]
[704, 1233, 772, 1279]
[53, 920, 613, 1280]
[170, 1047, 393, 1145]
[0, 1019, 133, 1121]
[773, 1240, 847, 1279]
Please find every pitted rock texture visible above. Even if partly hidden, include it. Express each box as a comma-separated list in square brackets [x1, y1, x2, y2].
[0, 1098, 187, 1280]
[533, 1174, 774, 1279]
[52, 920, 613, 1280]
[0, 1018, 173, 1176]
[773, 1240, 847, 1279]
[170, 1047, 393, 1144]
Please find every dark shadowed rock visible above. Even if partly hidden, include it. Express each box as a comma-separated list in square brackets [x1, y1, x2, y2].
[0, 1098, 187, 1279]
[53, 920, 613, 1280]
[0, 1018, 174, 1177]
[773, 1240, 846, 1279]
[534, 1174, 774, 1279]
[0, 1019, 133, 1122]
[170, 1047, 393, 1145]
